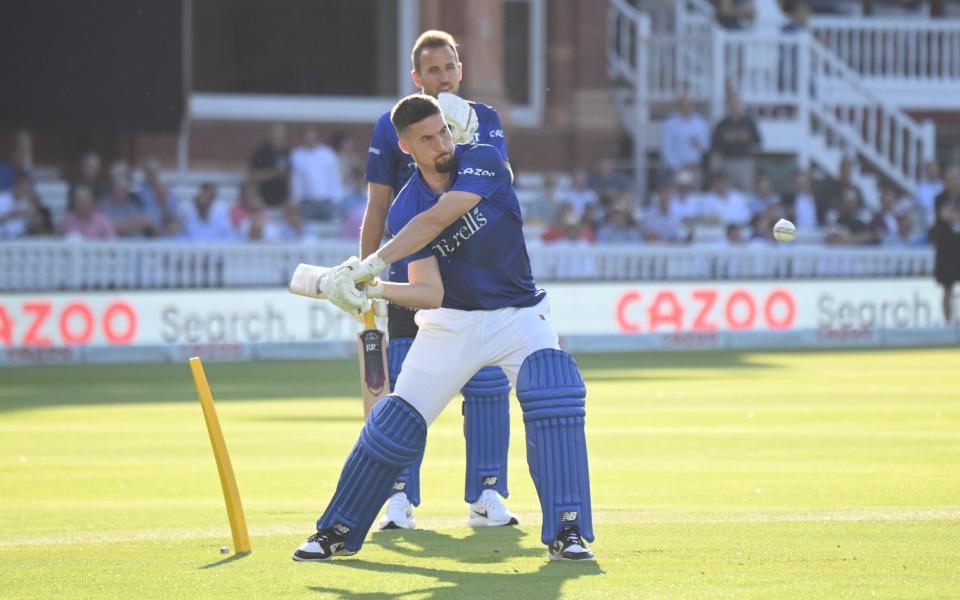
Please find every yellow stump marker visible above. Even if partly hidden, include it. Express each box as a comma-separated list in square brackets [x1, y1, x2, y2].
[189, 356, 251, 554]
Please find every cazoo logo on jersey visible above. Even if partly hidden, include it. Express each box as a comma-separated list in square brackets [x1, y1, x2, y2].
[459, 166, 496, 177]
[431, 207, 488, 257]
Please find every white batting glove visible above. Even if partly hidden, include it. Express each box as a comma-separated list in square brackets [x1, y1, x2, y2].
[364, 277, 384, 299]
[289, 263, 330, 298]
[438, 92, 479, 144]
[319, 267, 370, 317]
[339, 254, 386, 285]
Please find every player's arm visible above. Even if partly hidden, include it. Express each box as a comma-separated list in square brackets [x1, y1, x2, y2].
[374, 190, 481, 265]
[360, 182, 393, 258]
[370, 256, 443, 309]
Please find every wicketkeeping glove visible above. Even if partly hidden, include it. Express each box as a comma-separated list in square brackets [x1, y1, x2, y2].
[438, 92, 479, 144]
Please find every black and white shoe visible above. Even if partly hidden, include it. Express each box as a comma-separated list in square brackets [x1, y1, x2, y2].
[291, 525, 357, 562]
[548, 526, 595, 561]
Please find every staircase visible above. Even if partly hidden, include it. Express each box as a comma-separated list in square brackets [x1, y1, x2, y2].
[608, 0, 938, 208]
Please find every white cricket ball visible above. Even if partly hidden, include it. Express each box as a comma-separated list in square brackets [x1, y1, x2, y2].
[773, 218, 796, 243]
[220, 546, 230, 555]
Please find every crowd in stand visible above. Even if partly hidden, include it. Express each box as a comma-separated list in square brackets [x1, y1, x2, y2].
[529, 89, 957, 250]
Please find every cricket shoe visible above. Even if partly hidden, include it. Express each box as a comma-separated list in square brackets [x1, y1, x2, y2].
[467, 489, 519, 527]
[378, 492, 416, 530]
[291, 525, 357, 562]
[548, 526, 595, 561]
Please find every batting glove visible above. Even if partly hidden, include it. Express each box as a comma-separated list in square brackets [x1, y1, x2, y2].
[339, 254, 386, 284]
[320, 267, 370, 318]
[289, 263, 330, 298]
[438, 92, 479, 144]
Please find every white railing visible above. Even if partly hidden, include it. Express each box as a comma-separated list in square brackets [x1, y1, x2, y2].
[811, 16, 960, 82]
[607, 1, 936, 196]
[720, 31, 935, 192]
[0, 240, 934, 292]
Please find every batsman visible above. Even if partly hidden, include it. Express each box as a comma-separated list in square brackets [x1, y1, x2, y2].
[359, 30, 517, 530]
[290, 93, 594, 561]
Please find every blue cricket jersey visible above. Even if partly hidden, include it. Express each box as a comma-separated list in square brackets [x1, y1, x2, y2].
[386, 143, 543, 311]
[365, 101, 510, 285]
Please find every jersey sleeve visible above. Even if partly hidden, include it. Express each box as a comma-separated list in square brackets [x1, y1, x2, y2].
[478, 105, 510, 162]
[365, 113, 400, 186]
[450, 146, 509, 200]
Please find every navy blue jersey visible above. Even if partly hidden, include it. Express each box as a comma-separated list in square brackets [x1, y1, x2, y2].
[365, 102, 509, 198]
[386, 144, 542, 311]
[366, 100, 510, 287]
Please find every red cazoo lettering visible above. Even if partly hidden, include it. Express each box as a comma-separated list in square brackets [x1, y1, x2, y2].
[0, 300, 139, 347]
[615, 287, 797, 332]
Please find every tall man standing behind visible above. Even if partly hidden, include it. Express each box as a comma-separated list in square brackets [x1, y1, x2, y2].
[361, 30, 517, 530]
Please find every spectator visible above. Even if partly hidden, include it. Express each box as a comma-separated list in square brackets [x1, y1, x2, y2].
[580, 203, 603, 235]
[230, 181, 269, 238]
[331, 131, 365, 185]
[560, 169, 600, 217]
[710, 93, 762, 192]
[587, 157, 633, 201]
[642, 187, 688, 243]
[542, 203, 596, 244]
[596, 197, 641, 243]
[339, 169, 368, 240]
[931, 165, 960, 323]
[699, 171, 752, 225]
[144, 181, 182, 238]
[250, 123, 291, 207]
[670, 169, 702, 225]
[68, 151, 110, 205]
[715, 0, 757, 29]
[869, 187, 902, 243]
[916, 160, 943, 230]
[826, 187, 873, 244]
[748, 172, 779, 216]
[523, 172, 562, 226]
[102, 162, 154, 238]
[290, 126, 343, 221]
[886, 209, 926, 247]
[0, 175, 53, 237]
[780, 170, 818, 231]
[139, 159, 178, 220]
[718, 223, 747, 247]
[659, 92, 710, 187]
[272, 203, 307, 242]
[0, 144, 31, 192]
[782, 0, 812, 32]
[59, 186, 116, 240]
[183, 183, 236, 242]
[814, 158, 864, 225]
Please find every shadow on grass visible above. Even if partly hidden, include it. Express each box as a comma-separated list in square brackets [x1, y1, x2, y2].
[307, 527, 603, 599]
[1, 350, 793, 414]
[199, 551, 251, 569]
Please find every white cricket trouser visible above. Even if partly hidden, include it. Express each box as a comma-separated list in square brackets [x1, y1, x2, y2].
[392, 296, 560, 425]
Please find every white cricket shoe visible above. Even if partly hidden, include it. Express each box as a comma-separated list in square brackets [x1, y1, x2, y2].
[467, 489, 519, 527]
[378, 492, 416, 530]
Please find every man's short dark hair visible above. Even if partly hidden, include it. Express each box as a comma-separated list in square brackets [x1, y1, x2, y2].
[390, 94, 442, 136]
[411, 30, 459, 73]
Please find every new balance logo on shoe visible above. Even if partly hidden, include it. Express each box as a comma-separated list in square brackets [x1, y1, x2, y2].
[333, 523, 351, 536]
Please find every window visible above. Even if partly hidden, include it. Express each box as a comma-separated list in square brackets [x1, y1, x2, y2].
[502, 0, 546, 126]
[190, 0, 419, 122]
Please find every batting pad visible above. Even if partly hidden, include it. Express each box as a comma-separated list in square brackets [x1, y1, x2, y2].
[316, 395, 426, 551]
[462, 366, 512, 502]
[516, 349, 594, 544]
[386, 337, 423, 505]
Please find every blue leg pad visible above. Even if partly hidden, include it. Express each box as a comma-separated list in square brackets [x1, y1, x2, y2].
[316, 395, 426, 551]
[462, 366, 512, 502]
[516, 349, 593, 545]
[386, 337, 422, 505]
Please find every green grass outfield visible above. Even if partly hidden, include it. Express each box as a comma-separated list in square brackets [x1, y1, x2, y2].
[1, 348, 958, 599]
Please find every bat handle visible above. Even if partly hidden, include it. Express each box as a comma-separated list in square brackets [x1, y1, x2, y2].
[363, 309, 377, 329]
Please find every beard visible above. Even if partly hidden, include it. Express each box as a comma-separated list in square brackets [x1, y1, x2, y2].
[435, 152, 455, 173]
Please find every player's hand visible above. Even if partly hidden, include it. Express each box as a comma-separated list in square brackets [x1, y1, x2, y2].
[320, 266, 370, 317]
[364, 277, 384, 299]
[438, 92, 478, 144]
[339, 254, 386, 284]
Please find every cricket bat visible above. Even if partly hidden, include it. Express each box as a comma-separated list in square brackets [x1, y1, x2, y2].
[358, 309, 389, 417]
